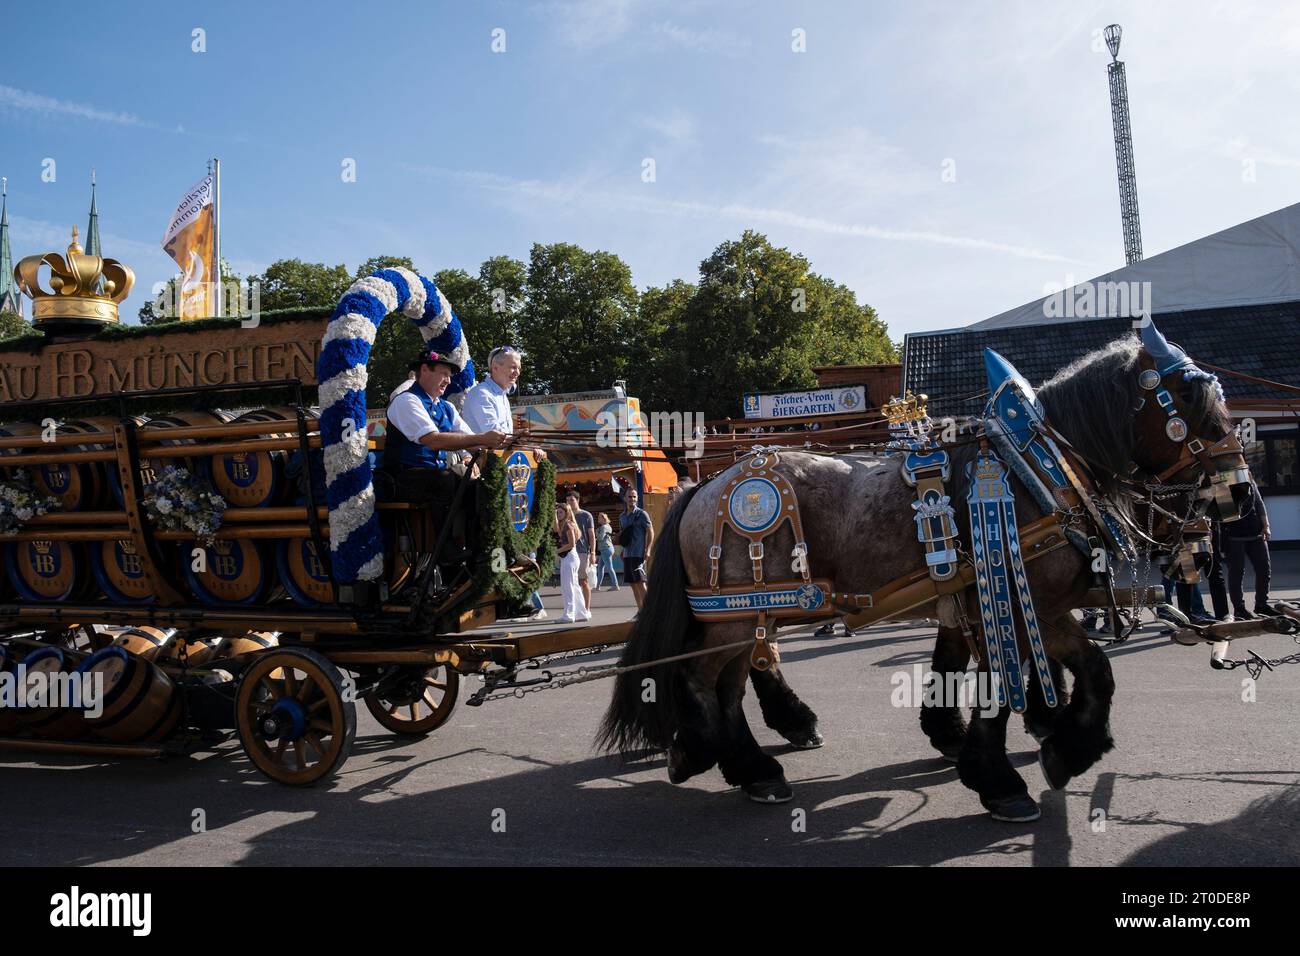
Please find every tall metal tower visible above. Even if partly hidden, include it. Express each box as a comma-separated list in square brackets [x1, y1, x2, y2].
[1104, 24, 1143, 264]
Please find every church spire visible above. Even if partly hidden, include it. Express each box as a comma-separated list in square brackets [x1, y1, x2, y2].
[0, 177, 22, 317]
[86, 168, 102, 257]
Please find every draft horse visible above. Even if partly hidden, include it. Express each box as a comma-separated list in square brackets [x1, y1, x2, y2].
[599, 322, 1250, 820]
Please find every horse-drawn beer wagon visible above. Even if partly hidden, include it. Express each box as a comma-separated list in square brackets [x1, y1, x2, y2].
[0, 243, 629, 784]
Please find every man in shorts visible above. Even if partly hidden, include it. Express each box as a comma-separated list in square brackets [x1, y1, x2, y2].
[619, 487, 654, 609]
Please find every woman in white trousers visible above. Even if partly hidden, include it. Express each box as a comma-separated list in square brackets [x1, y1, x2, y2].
[556, 503, 590, 623]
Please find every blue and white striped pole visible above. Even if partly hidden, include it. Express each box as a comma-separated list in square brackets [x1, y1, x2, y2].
[316, 267, 475, 583]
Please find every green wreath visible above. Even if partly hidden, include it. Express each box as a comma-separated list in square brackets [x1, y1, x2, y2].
[439, 454, 557, 623]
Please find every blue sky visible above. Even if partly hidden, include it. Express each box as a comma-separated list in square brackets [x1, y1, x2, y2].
[2, 0, 1298, 337]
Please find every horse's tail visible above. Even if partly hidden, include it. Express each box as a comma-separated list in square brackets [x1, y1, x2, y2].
[596, 483, 704, 756]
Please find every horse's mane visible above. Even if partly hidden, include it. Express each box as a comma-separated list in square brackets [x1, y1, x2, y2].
[1036, 334, 1229, 506]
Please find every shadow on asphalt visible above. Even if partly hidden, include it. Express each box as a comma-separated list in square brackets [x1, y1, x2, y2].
[8, 729, 1293, 867]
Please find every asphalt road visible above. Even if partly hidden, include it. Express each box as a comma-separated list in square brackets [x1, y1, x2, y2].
[4, 557, 1298, 867]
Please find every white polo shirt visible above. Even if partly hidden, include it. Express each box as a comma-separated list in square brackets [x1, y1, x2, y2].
[461, 377, 514, 434]
[387, 390, 474, 443]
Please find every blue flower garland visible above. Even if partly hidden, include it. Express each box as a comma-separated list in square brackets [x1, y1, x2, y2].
[316, 268, 475, 583]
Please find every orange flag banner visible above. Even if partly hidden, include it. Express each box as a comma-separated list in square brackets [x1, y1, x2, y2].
[161, 174, 215, 320]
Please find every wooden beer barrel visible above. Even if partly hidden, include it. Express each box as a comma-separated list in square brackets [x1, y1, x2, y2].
[3, 540, 89, 602]
[111, 626, 179, 662]
[17, 646, 90, 739]
[276, 536, 336, 607]
[216, 630, 280, 659]
[184, 539, 270, 605]
[0, 422, 40, 476]
[108, 410, 231, 505]
[89, 538, 156, 604]
[0, 644, 20, 735]
[33, 417, 125, 512]
[183, 538, 270, 605]
[77, 646, 183, 743]
[212, 407, 315, 508]
[158, 634, 224, 667]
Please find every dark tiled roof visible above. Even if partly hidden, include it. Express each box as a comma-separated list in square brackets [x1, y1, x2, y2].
[903, 301, 1300, 418]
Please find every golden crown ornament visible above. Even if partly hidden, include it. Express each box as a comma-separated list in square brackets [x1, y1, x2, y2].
[16, 225, 134, 332]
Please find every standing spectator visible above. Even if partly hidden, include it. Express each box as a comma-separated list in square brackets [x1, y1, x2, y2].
[567, 491, 596, 611]
[595, 513, 619, 590]
[619, 488, 654, 609]
[1205, 519, 1230, 620]
[1156, 559, 1212, 626]
[1226, 480, 1279, 618]
[554, 503, 590, 624]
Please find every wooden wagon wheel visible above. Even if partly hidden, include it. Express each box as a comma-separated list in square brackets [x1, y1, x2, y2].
[364, 664, 459, 737]
[235, 647, 356, 786]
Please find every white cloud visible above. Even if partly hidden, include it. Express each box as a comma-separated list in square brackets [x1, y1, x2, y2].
[398, 161, 1072, 262]
[535, 0, 641, 48]
[640, 111, 695, 141]
[650, 21, 750, 56]
[0, 85, 152, 128]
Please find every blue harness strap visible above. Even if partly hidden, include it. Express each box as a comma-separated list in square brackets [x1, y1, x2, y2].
[968, 450, 1025, 712]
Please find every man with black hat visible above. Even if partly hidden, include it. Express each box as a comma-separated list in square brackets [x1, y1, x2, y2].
[384, 346, 508, 513]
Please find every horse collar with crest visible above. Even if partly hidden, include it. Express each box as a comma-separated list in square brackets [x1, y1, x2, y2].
[687, 450, 845, 671]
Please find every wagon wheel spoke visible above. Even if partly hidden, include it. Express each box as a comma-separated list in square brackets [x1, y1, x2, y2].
[282, 669, 298, 699]
[258, 677, 283, 701]
[308, 718, 334, 734]
[273, 738, 288, 765]
[424, 677, 447, 690]
[386, 703, 400, 716]
[423, 689, 440, 708]
[308, 696, 332, 715]
[294, 740, 308, 770]
[303, 732, 326, 760]
[296, 673, 317, 702]
[409, 702, 422, 721]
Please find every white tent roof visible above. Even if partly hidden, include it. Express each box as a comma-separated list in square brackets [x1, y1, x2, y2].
[969, 201, 1300, 331]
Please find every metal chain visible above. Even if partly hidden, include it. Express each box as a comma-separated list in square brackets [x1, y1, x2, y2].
[467, 638, 756, 705]
[1213, 645, 1300, 679]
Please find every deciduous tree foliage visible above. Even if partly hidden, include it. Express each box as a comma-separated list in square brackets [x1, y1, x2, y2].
[0, 310, 32, 340]
[201, 234, 894, 418]
[519, 243, 638, 396]
[634, 231, 897, 419]
[249, 258, 351, 312]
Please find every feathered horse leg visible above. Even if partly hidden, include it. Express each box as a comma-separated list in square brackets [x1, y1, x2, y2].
[920, 625, 971, 761]
[1037, 615, 1114, 789]
[749, 656, 824, 749]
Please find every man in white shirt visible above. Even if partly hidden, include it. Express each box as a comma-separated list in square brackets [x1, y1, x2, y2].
[461, 345, 546, 460]
[384, 347, 507, 512]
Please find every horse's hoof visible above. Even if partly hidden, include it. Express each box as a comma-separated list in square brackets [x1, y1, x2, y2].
[666, 748, 692, 785]
[982, 794, 1041, 822]
[744, 778, 793, 804]
[1038, 744, 1071, 790]
[785, 727, 825, 749]
[937, 744, 962, 763]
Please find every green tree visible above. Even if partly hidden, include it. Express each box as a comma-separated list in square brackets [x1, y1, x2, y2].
[249, 258, 350, 312]
[355, 255, 419, 401]
[138, 276, 180, 325]
[625, 279, 694, 410]
[655, 231, 896, 419]
[0, 310, 32, 340]
[473, 255, 527, 360]
[354, 255, 415, 283]
[520, 242, 638, 395]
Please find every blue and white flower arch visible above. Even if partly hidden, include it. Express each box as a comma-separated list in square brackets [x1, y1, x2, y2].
[316, 267, 475, 583]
